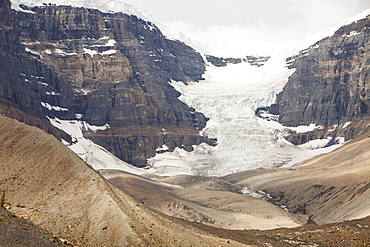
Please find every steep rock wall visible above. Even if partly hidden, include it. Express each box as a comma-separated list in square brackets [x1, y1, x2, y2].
[205, 55, 270, 67]
[1, 2, 214, 167]
[275, 14, 370, 127]
[0, 2, 71, 141]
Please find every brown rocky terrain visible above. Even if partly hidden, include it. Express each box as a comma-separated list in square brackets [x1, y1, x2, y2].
[2, 108, 370, 246]
[100, 170, 303, 231]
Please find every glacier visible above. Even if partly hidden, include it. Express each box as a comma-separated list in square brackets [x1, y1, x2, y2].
[10, 0, 370, 176]
[147, 53, 345, 176]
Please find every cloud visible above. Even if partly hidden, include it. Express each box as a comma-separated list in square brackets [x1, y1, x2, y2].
[165, 20, 303, 46]
[163, 0, 370, 46]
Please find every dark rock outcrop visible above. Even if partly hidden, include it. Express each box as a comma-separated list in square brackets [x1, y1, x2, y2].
[206, 55, 270, 67]
[0, 208, 64, 247]
[0, 1, 214, 167]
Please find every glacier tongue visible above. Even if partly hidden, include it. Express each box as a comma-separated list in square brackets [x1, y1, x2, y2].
[147, 51, 344, 176]
[43, 46, 345, 177]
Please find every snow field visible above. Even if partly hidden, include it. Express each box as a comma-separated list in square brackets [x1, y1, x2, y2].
[49, 117, 146, 174]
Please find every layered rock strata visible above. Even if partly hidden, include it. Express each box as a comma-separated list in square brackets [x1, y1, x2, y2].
[1, 1, 215, 167]
[275, 14, 370, 127]
[259, 14, 370, 145]
[206, 54, 270, 67]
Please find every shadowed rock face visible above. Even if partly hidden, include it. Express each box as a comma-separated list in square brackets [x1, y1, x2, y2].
[0, 2, 71, 142]
[0, 208, 64, 247]
[205, 55, 270, 67]
[0, 1, 215, 167]
[275, 14, 370, 127]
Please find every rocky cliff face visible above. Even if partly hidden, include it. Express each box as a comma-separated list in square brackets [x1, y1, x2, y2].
[255, 14, 370, 145]
[0, 1, 71, 142]
[206, 55, 270, 67]
[0, 1, 215, 167]
[275, 14, 370, 127]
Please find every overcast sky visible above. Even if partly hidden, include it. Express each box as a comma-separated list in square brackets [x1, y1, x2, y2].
[125, 0, 370, 44]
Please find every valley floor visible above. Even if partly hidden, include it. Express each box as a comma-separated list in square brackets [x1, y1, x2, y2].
[99, 120, 370, 246]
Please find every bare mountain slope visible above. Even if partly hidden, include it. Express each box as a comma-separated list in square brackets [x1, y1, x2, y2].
[0, 116, 247, 246]
[0, 116, 143, 246]
[224, 118, 370, 225]
[100, 170, 303, 231]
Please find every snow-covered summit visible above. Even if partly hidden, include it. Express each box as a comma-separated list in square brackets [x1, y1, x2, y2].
[10, 0, 155, 23]
[11, 0, 370, 59]
[10, 0, 199, 54]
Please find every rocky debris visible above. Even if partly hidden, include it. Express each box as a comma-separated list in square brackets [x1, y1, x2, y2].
[206, 54, 270, 67]
[159, 174, 244, 193]
[252, 215, 370, 246]
[101, 170, 304, 231]
[0, 1, 215, 167]
[183, 215, 370, 246]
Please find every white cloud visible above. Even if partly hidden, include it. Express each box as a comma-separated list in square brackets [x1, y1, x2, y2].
[162, 0, 370, 46]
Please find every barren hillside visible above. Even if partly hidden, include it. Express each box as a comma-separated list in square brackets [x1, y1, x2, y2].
[2, 112, 370, 246]
[0, 116, 248, 246]
[0, 208, 63, 247]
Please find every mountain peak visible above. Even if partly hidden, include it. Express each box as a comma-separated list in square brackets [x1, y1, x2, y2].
[10, 0, 155, 22]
